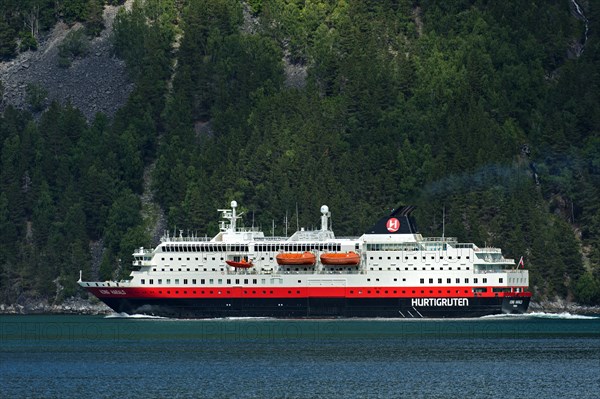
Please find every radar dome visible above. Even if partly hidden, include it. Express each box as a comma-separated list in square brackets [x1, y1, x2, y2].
[320, 205, 329, 214]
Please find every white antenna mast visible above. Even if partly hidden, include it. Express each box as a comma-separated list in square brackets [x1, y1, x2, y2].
[442, 204, 445, 240]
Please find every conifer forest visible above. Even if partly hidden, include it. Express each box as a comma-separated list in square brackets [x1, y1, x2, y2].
[1, 0, 599, 306]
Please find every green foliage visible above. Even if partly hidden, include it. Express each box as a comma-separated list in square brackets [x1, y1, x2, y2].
[84, 0, 105, 37]
[19, 31, 38, 51]
[575, 272, 600, 305]
[25, 83, 48, 112]
[0, 21, 17, 59]
[58, 28, 90, 68]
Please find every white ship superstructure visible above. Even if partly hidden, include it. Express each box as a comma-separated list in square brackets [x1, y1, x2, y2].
[80, 201, 530, 318]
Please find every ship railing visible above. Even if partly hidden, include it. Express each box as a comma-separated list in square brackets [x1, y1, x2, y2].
[421, 237, 458, 243]
[255, 236, 290, 241]
[475, 257, 514, 263]
[475, 247, 502, 253]
[133, 249, 153, 255]
[162, 236, 213, 242]
[474, 267, 526, 274]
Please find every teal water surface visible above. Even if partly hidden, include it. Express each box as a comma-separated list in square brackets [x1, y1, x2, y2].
[1, 313, 599, 398]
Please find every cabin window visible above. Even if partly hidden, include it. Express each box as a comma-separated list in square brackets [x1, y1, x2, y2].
[483, 278, 487, 283]
[184, 279, 188, 284]
[141, 279, 145, 284]
[166, 279, 171, 284]
[201, 279, 205, 284]
[218, 279, 222, 284]
[158, 279, 162, 284]
[447, 278, 451, 284]
[499, 278, 503, 283]
[474, 278, 478, 284]
[456, 278, 460, 283]
[438, 278, 442, 283]
[429, 278, 433, 284]
[420, 278, 424, 284]
[227, 279, 231, 284]
[253, 279, 257, 284]
[209, 279, 214, 284]
[175, 279, 179, 284]
[244, 279, 248, 284]
[192, 279, 196, 284]
[464, 278, 469, 283]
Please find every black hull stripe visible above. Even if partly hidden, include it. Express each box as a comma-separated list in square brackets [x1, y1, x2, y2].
[100, 297, 530, 318]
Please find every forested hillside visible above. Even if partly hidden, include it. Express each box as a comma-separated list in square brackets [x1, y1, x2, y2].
[1, 0, 599, 307]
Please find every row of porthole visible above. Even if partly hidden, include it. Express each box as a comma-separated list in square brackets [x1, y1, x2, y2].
[349, 289, 471, 295]
[155, 290, 304, 295]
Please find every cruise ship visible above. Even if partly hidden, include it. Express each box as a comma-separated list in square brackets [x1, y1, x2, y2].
[79, 201, 531, 318]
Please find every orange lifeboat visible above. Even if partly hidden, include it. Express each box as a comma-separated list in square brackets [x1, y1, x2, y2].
[276, 252, 316, 266]
[320, 251, 360, 266]
[226, 258, 253, 268]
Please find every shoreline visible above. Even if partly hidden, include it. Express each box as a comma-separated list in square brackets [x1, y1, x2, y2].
[0, 297, 112, 316]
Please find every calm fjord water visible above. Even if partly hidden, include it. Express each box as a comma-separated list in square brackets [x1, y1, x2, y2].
[1, 314, 599, 398]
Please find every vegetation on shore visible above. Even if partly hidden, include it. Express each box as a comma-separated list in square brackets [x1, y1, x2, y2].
[1, 0, 599, 306]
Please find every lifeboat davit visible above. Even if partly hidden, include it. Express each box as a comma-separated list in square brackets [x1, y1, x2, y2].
[226, 259, 253, 268]
[276, 252, 316, 266]
[320, 251, 360, 266]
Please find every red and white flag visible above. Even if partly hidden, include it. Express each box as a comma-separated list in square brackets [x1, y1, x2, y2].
[518, 256, 524, 268]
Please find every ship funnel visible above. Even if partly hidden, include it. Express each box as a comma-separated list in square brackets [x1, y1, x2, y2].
[320, 205, 329, 231]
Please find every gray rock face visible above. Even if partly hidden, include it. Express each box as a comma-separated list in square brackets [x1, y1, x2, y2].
[0, 4, 133, 121]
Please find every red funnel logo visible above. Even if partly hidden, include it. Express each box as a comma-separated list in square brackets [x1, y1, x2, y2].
[386, 218, 400, 233]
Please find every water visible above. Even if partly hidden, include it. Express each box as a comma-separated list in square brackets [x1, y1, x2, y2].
[1, 314, 599, 398]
